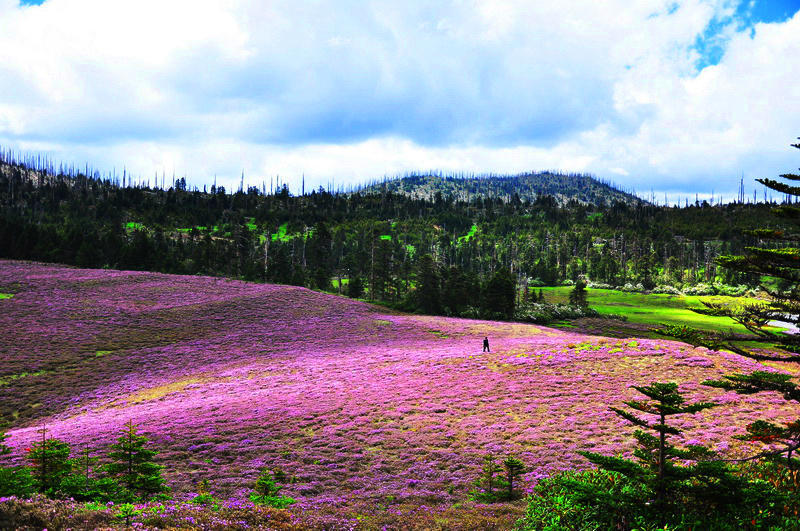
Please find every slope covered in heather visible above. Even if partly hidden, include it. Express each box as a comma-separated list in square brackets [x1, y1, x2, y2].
[0, 261, 793, 525]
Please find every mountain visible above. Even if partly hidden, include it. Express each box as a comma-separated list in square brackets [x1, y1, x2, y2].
[360, 171, 644, 206]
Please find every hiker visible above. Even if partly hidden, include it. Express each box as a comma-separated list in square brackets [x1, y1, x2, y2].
[483, 336, 490, 352]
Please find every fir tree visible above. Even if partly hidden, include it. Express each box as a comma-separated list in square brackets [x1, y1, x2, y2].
[27, 426, 71, 495]
[483, 268, 516, 319]
[104, 421, 167, 500]
[661, 138, 800, 467]
[568, 278, 588, 307]
[502, 455, 526, 500]
[415, 253, 441, 314]
[579, 382, 716, 507]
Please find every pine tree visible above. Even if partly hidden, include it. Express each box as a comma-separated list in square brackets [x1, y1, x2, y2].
[104, 421, 167, 500]
[483, 268, 516, 319]
[661, 138, 800, 467]
[27, 426, 72, 495]
[502, 455, 526, 500]
[568, 278, 588, 307]
[415, 253, 441, 314]
[579, 382, 716, 507]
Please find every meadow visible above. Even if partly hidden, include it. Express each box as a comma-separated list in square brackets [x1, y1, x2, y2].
[538, 286, 770, 335]
[0, 261, 795, 528]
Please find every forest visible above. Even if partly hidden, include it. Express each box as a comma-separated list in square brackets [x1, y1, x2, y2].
[0, 150, 781, 320]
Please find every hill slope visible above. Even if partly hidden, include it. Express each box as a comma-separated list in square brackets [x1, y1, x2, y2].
[361, 172, 643, 205]
[0, 261, 790, 525]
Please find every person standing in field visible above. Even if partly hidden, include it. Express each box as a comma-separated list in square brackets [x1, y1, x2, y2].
[483, 336, 490, 352]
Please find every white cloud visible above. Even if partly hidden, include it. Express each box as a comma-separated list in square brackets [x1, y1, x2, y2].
[0, 0, 797, 198]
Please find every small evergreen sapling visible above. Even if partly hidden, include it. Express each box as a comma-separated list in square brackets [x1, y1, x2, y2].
[470, 454, 501, 502]
[503, 455, 526, 500]
[27, 426, 72, 495]
[104, 420, 168, 501]
[568, 279, 588, 308]
[249, 467, 295, 508]
[470, 454, 527, 502]
[0, 431, 34, 497]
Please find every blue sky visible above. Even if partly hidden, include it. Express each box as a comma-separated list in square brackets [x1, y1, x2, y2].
[2, 0, 800, 200]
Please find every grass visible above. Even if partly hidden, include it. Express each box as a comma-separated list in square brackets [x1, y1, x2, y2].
[537, 287, 769, 335]
[0, 293, 13, 299]
[125, 221, 145, 231]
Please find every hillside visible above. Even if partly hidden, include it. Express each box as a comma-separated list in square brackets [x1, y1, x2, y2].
[361, 172, 643, 206]
[0, 261, 792, 526]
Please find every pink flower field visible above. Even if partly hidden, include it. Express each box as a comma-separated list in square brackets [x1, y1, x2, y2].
[0, 260, 795, 527]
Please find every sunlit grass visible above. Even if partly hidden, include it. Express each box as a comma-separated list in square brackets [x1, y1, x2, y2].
[538, 287, 766, 335]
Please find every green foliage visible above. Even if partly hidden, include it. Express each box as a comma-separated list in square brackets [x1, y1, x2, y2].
[104, 420, 168, 501]
[27, 428, 72, 495]
[249, 468, 295, 509]
[0, 465, 35, 498]
[483, 268, 516, 319]
[568, 278, 588, 307]
[517, 466, 791, 530]
[415, 254, 441, 314]
[470, 454, 526, 502]
[503, 456, 526, 501]
[346, 275, 364, 298]
[469, 454, 504, 503]
[189, 479, 220, 509]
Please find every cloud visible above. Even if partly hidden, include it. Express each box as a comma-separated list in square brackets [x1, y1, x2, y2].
[0, 0, 798, 198]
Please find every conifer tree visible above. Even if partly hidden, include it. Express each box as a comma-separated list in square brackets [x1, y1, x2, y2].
[415, 253, 441, 314]
[105, 421, 167, 500]
[502, 455, 526, 500]
[662, 138, 800, 466]
[27, 426, 71, 495]
[579, 383, 716, 507]
[664, 138, 800, 362]
[569, 278, 588, 307]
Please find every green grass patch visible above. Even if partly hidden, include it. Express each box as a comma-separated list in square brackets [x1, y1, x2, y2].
[331, 278, 350, 289]
[0, 293, 13, 300]
[0, 369, 49, 387]
[125, 221, 145, 231]
[538, 287, 766, 335]
[95, 350, 113, 357]
[405, 244, 416, 257]
[379, 234, 392, 241]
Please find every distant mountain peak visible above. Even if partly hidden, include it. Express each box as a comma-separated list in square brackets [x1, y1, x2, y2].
[360, 171, 644, 206]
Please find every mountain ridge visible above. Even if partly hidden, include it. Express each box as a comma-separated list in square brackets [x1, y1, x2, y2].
[360, 171, 644, 206]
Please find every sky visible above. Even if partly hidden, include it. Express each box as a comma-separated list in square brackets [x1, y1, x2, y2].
[2, 0, 800, 200]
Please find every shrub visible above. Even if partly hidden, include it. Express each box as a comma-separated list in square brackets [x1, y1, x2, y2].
[514, 302, 598, 324]
[249, 468, 296, 509]
[470, 454, 527, 502]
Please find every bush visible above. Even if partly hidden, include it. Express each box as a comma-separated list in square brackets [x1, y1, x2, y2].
[514, 302, 598, 324]
[652, 285, 681, 295]
[249, 468, 295, 509]
[620, 282, 644, 293]
[517, 466, 791, 530]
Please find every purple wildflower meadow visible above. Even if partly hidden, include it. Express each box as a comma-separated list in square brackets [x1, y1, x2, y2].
[0, 260, 794, 525]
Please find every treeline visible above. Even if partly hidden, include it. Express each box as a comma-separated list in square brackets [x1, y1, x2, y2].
[0, 157, 784, 316]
